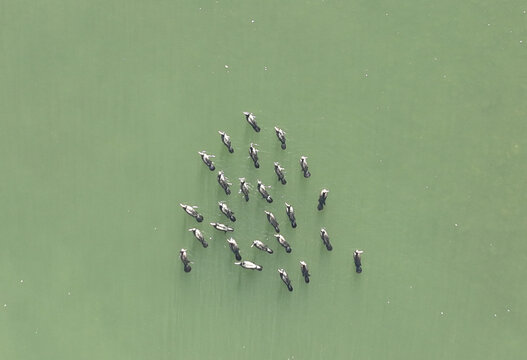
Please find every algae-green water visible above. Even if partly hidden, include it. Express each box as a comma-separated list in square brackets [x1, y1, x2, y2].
[1, 1, 526, 359]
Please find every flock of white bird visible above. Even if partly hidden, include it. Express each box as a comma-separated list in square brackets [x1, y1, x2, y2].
[179, 112, 363, 292]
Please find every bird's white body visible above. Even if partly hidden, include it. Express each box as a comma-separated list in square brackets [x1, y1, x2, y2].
[235, 261, 262, 271]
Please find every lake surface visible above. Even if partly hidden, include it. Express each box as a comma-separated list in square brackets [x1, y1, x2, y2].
[1, 1, 526, 359]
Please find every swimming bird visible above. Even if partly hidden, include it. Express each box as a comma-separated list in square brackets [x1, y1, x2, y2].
[198, 151, 215, 171]
[274, 162, 287, 185]
[265, 210, 280, 233]
[217, 170, 232, 195]
[257, 180, 273, 203]
[218, 201, 236, 222]
[353, 250, 364, 273]
[251, 240, 273, 254]
[180, 249, 192, 273]
[210, 222, 234, 232]
[188, 228, 208, 248]
[300, 261, 310, 283]
[179, 204, 204, 222]
[227, 237, 242, 261]
[317, 188, 329, 211]
[249, 143, 260, 168]
[243, 112, 261, 132]
[274, 126, 287, 150]
[320, 228, 333, 251]
[239, 178, 250, 202]
[285, 202, 297, 228]
[218, 131, 234, 153]
[274, 234, 291, 253]
[300, 156, 311, 178]
[278, 269, 293, 292]
[234, 260, 263, 271]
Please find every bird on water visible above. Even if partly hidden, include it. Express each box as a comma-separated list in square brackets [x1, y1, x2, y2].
[278, 269, 293, 292]
[218, 131, 234, 153]
[234, 260, 263, 271]
[180, 204, 204, 222]
[188, 228, 208, 248]
[180, 249, 192, 273]
[317, 188, 329, 211]
[354, 250, 364, 273]
[300, 156, 311, 178]
[243, 112, 261, 132]
[251, 240, 274, 254]
[198, 151, 216, 171]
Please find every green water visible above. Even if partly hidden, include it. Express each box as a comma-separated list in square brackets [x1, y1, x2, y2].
[1, 1, 526, 359]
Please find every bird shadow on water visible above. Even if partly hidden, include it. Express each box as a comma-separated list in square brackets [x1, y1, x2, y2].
[319, 242, 332, 256]
[235, 269, 263, 299]
[198, 158, 213, 183]
[181, 217, 190, 240]
[276, 281, 295, 305]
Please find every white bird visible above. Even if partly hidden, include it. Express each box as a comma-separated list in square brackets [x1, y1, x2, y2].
[251, 240, 273, 254]
[234, 261, 263, 271]
[243, 112, 261, 132]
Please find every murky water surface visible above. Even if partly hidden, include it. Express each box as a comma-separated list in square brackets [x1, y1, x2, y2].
[1, 1, 526, 359]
